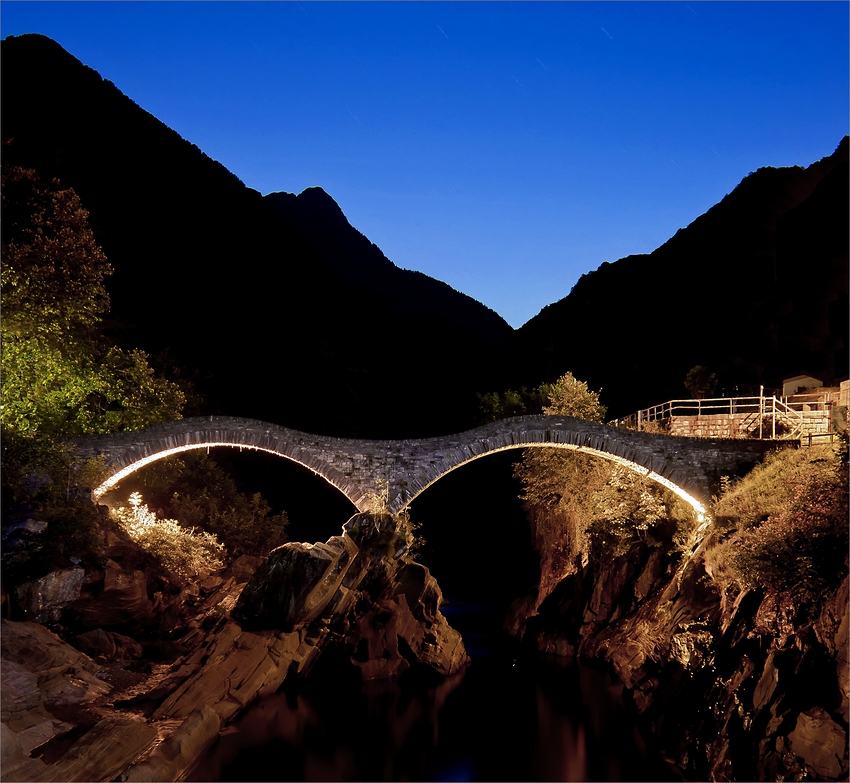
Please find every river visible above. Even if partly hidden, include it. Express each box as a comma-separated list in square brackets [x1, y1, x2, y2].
[188, 600, 676, 782]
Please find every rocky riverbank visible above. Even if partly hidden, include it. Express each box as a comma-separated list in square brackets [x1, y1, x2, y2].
[1, 512, 468, 782]
[512, 526, 849, 781]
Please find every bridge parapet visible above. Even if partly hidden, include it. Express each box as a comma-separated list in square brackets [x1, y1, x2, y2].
[73, 415, 786, 516]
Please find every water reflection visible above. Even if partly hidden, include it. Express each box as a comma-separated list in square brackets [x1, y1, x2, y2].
[189, 601, 674, 782]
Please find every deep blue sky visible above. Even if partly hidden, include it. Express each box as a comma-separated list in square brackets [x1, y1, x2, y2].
[2, 2, 848, 327]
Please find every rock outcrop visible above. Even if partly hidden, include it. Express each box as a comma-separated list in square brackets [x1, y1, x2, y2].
[515, 532, 850, 781]
[231, 513, 469, 680]
[1, 512, 468, 782]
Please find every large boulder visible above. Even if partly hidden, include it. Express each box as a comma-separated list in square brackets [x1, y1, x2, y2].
[15, 568, 85, 624]
[232, 535, 358, 630]
[787, 707, 848, 780]
[230, 513, 469, 680]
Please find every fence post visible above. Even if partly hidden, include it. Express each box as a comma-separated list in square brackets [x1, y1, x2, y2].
[772, 397, 776, 439]
[759, 386, 764, 439]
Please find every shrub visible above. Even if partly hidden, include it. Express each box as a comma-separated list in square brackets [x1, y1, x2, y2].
[705, 444, 848, 606]
[103, 452, 288, 557]
[112, 492, 224, 581]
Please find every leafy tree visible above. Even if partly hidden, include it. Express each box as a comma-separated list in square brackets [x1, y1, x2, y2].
[684, 365, 718, 399]
[1, 164, 185, 440]
[475, 386, 549, 424]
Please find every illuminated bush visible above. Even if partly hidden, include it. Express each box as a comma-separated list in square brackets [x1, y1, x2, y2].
[112, 492, 224, 581]
[706, 444, 848, 605]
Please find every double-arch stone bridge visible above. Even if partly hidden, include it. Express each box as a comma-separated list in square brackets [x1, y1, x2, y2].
[73, 415, 784, 517]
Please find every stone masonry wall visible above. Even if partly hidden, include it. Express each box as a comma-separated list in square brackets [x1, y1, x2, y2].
[73, 416, 784, 515]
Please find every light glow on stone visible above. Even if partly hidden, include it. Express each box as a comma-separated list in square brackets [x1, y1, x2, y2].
[91, 442, 347, 502]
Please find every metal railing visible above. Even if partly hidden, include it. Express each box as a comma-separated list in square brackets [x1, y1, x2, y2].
[612, 387, 838, 442]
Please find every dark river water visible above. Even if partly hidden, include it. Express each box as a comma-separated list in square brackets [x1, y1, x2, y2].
[188, 600, 677, 782]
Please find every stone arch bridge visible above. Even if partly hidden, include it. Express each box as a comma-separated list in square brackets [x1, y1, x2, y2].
[72, 416, 784, 517]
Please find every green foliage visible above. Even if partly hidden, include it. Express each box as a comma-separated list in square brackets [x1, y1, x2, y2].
[1, 163, 111, 345]
[476, 373, 608, 425]
[684, 365, 718, 399]
[1, 164, 185, 439]
[112, 492, 224, 582]
[583, 466, 671, 558]
[104, 451, 289, 557]
[705, 444, 848, 606]
[475, 385, 550, 423]
[712, 446, 838, 530]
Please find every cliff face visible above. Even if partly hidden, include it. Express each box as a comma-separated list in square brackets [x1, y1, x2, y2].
[516, 527, 849, 781]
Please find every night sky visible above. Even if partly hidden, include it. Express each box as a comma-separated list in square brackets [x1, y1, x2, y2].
[2, 1, 847, 327]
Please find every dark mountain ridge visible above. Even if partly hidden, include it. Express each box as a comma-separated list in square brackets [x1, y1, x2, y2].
[1, 33, 509, 438]
[504, 138, 848, 417]
[3, 33, 846, 431]
[265, 187, 510, 344]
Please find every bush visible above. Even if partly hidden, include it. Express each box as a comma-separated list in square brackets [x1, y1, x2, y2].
[112, 492, 224, 582]
[705, 444, 848, 606]
[103, 451, 288, 557]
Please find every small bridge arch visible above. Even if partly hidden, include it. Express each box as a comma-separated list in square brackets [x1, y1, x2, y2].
[73, 415, 782, 518]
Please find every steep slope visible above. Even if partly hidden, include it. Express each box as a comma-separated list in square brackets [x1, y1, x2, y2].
[265, 187, 510, 345]
[1, 33, 508, 438]
[505, 138, 848, 416]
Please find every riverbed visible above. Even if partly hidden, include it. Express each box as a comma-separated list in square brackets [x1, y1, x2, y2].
[188, 600, 676, 782]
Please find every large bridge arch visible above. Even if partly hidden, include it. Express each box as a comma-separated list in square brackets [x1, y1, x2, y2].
[72, 415, 781, 518]
[396, 440, 709, 516]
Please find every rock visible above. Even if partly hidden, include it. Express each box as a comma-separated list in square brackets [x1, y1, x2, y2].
[1, 720, 49, 782]
[0, 620, 113, 778]
[1, 620, 111, 706]
[123, 705, 221, 782]
[752, 651, 779, 713]
[393, 562, 440, 623]
[787, 707, 847, 779]
[75, 629, 143, 663]
[199, 575, 223, 594]
[74, 560, 154, 629]
[229, 554, 262, 583]
[1, 658, 74, 753]
[2, 517, 48, 538]
[813, 575, 850, 715]
[16, 568, 85, 623]
[232, 536, 358, 630]
[36, 716, 157, 782]
[670, 624, 715, 671]
[152, 621, 304, 722]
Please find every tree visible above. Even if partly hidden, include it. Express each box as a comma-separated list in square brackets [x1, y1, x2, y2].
[684, 365, 718, 400]
[514, 372, 693, 603]
[514, 372, 607, 507]
[1, 164, 185, 439]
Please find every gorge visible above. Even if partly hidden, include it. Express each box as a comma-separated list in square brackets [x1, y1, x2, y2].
[1, 32, 847, 783]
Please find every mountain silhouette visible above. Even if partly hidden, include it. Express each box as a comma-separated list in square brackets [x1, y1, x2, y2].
[3, 33, 846, 430]
[265, 187, 509, 344]
[503, 138, 848, 416]
[1, 33, 509, 437]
